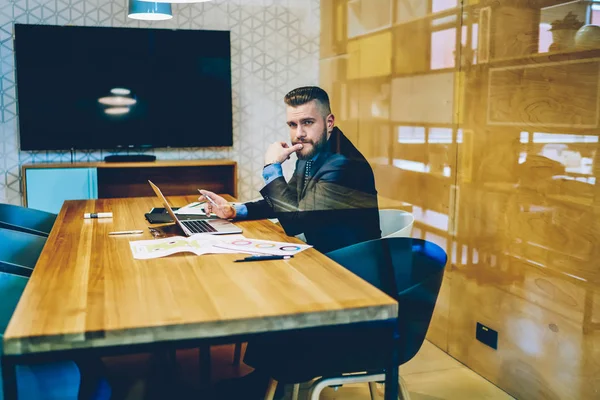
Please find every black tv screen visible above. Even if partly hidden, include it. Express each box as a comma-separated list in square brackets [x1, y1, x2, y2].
[14, 24, 233, 151]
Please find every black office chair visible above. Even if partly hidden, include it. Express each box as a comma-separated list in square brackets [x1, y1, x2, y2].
[0, 228, 47, 277]
[260, 237, 447, 400]
[0, 203, 57, 237]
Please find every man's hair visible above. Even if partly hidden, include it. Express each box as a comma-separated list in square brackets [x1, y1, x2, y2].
[284, 86, 332, 116]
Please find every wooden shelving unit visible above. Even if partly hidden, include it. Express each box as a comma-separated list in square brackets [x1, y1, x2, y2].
[22, 160, 237, 210]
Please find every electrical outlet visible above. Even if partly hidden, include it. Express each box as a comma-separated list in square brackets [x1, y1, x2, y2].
[476, 322, 498, 350]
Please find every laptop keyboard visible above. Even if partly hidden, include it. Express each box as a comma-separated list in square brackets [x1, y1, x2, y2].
[182, 220, 217, 234]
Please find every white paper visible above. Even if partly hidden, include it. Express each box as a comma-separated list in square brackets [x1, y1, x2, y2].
[129, 234, 248, 260]
[129, 234, 311, 260]
[173, 202, 213, 216]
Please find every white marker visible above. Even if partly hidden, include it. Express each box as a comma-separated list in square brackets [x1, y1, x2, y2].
[84, 212, 113, 219]
[108, 230, 144, 235]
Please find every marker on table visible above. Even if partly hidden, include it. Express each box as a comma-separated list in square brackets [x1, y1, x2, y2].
[84, 212, 113, 219]
[234, 255, 293, 263]
[109, 230, 144, 236]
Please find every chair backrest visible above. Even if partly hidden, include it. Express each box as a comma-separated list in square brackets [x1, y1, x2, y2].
[326, 237, 447, 365]
[0, 272, 29, 337]
[0, 273, 89, 400]
[378, 209, 414, 238]
[0, 228, 47, 277]
[0, 203, 57, 237]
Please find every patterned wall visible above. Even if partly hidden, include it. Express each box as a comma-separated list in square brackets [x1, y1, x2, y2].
[0, 0, 320, 204]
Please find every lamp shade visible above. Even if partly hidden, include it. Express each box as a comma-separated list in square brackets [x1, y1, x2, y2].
[128, 0, 173, 20]
[138, 0, 211, 3]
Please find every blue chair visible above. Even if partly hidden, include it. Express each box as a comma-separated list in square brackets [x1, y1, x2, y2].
[0, 228, 47, 277]
[261, 238, 448, 400]
[0, 272, 80, 399]
[0, 204, 56, 238]
[0, 255, 111, 399]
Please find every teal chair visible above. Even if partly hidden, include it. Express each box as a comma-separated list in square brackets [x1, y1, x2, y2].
[0, 243, 111, 399]
[0, 228, 47, 277]
[0, 204, 56, 238]
[0, 272, 81, 399]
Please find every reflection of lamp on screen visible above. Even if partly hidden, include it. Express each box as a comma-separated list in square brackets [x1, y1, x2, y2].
[128, 0, 172, 20]
[104, 107, 130, 115]
[98, 88, 136, 116]
[98, 96, 137, 106]
[110, 88, 131, 96]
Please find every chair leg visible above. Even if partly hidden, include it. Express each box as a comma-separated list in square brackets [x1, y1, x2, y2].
[398, 376, 411, 400]
[264, 378, 278, 400]
[233, 342, 243, 366]
[308, 373, 385, 400]
[368, 381, 378, 400]
[291, 383, 300, 400]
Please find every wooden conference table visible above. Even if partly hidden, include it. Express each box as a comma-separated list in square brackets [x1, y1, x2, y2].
[2, 195, 399, 399]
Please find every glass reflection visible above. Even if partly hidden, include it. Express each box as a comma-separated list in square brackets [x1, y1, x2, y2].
[98, 96, 137, 106]
[110, 87, 131, 95]
[104, 107, 130, 115]
[97, 88, 137, 116]
[321, 4, 600, 393]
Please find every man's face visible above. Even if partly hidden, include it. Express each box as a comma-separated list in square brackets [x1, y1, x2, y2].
[286, 100, 333, 160]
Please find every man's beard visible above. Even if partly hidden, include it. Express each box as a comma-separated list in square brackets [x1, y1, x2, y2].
[294, 128, 328, 160]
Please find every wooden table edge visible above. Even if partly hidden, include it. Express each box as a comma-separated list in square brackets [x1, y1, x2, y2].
[3, 303, 398, 356]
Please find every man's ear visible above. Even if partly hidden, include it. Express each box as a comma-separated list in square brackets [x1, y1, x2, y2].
[326, 113, 335, 132]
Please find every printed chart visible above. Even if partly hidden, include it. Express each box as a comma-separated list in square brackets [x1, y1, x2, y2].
[212, 238, 311, 256]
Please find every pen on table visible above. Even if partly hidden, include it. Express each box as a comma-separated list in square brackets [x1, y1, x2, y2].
[198, 189, 220, 208]
[108, 230, 144, 236]
[234, 255, 293, 263]
[84, 212, 113, 219]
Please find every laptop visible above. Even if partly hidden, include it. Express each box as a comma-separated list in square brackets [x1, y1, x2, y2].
[148, 180, 242, 236]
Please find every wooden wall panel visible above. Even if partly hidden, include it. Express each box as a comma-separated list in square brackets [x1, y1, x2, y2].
[396, 0, 427, 24]
[321, 0, 347, 58]
[488, 60, 600, 127]
[490, 5, 539, 60]
[347, 0, 393, 38]
[346, 31, 393, 80]
[391, 73, 455, 124]
[393, 20, 430, 74]
[321, 0, 600, 398]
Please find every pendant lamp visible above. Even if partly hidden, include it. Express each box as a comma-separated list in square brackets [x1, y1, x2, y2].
[128, 0, 173, 20]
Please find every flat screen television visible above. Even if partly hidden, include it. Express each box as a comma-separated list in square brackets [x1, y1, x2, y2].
[14, 24, 233, 151]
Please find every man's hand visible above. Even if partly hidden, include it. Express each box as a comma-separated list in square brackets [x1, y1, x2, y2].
[197, 190, 236, 219]
[264, 142, 303, 166]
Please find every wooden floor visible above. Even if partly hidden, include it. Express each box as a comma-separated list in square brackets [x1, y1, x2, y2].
[101, 340, 514, 399]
